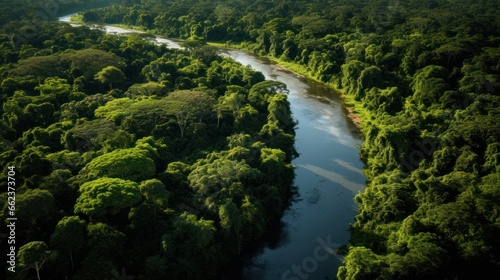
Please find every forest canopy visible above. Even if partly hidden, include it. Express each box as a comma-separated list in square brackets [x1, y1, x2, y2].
[1, 0, 499, 279]
[77, 0, 500, 279]
[0, 1, 296, 279]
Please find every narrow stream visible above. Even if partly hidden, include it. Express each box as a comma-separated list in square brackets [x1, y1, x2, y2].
[59, 14, 366, 280]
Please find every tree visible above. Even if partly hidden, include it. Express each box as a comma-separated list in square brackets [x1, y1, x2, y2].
[240, 195, 266, 242]
[267, 93, 295, 132]
[475, 173, 500, 227]
[259, 147, 294, 190]
[219, 200, 242, 253]
[188, 157, 259, 212]
[95, 66, 126, 90]
[180, 35, 206, 51]
[126, 82, 167, 98]
[164, 90, 217, 138]
[410, 77, 451, 108]
[235, 104, 263, 133]
[162, 212, 217, 279]
[163, 161, 191, 188]
[93, 97, 136, 123]
[23, 102, 56, 129]
[193, 45, 220, 65]
[86, 222, 126, 255]
[64, 49, 125, 80]
[356, 65, 382, 100]
[341, 60, 368, 95]
[222, 91, 246, 113]
[213, 103, 232, 128]
[73, 223, 125, 280]
[16, 146, 52, 178]
[337, 246, 386, 280]
[12, 189, 56, 239]
[63, 119, 118, 152]
[72, 252, 115, 280]
[35, 77, 72, 105]
[83, 148, 156, 182]
[139, 179, 169, 215]
[259, 123, 296, 160]
[8, 55, 64, 79]
[395, 233, 448, 278]
[50, 216, 85, 271]
[74, 177, 142, 217]
[138, 13, 155, 29]
[167, 99, 192, 139]
[18, 241, 54, 280]
[166, 90, 217, 120]
[144, 255, 168, 280]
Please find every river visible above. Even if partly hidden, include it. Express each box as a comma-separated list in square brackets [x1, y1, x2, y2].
[59, 14, 366, 280]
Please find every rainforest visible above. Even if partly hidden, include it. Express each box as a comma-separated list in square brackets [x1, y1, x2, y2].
[1, 0, 499, 279]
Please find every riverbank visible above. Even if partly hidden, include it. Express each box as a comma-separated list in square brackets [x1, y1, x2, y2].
[62, 15, 365, 131]
[209, 42, 365, 131]
[266, 56, 365, 130]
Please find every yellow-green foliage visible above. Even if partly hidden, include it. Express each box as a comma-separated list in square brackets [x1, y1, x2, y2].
[83, 148, 156, 182]
[74, 177, 142, 217]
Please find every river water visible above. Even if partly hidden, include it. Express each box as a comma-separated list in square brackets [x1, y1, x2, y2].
[59, 14, 366, 280]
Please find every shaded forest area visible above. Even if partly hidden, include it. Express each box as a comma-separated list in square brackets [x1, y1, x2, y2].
[79, 0, 500, 279]
[0, 1, 296, 279]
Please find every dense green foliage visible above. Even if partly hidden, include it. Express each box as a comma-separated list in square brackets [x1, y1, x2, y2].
[0, 2, 296, 279]
[80, 0, 500, 279]
[1, 0, 499, 279]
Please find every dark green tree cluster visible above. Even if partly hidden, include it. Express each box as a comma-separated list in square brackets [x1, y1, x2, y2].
[0, 5, 296, 279]
[79, 0, 500, 278]
[0, 0, 114, 27]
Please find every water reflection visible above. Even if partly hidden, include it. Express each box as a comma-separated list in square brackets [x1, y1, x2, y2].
[333, 159, 365, 176]
[298, 164, 365, 194]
